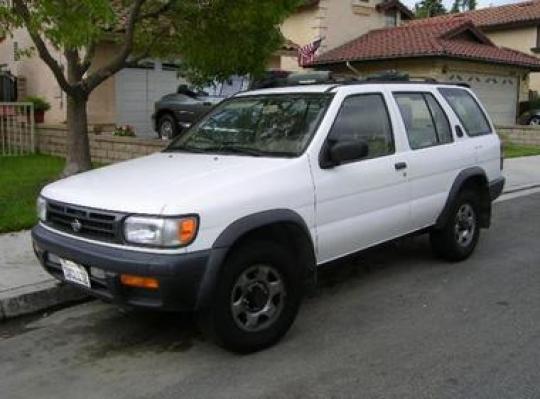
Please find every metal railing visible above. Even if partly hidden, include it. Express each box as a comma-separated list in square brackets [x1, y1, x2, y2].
[0, 102, 35, 156]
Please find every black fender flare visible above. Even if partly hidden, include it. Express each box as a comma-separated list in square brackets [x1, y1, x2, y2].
[435, 166, 490, 230]
[195, 209, 316, 309]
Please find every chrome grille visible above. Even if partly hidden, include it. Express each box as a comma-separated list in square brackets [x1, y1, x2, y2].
[45, 201, 124, 243]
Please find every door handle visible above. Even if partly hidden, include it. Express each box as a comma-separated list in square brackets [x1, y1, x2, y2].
[395, 162, 407, 170]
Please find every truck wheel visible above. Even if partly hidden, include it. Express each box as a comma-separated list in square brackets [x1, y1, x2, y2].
[199, 240, 303, 353]
[430, 190, 481, 261]
[157, 114, 178, 140]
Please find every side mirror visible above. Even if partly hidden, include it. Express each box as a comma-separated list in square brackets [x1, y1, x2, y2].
[322, 139, 369, 168]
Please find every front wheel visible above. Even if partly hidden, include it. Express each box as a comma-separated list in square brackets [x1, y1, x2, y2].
[529, 116, 540, 126]
[430, 190, 481, 261]
[198, 240, 303, 353]
[157, 114, 178, 140]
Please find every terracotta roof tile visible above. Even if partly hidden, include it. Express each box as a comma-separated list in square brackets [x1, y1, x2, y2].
[312, 19, 540, 70]
[408, 0, 540, 30]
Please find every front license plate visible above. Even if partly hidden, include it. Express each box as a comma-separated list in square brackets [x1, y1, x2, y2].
[60, 258, 91, 288]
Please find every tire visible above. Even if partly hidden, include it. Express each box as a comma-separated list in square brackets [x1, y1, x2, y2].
[198, 240, 303, 353]
[157, 114, 178, 140]
[430, 190, 481, 262]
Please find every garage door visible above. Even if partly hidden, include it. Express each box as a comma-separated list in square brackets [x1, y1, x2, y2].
[447, 73, 518, 125]
[115, 63, 187, 137]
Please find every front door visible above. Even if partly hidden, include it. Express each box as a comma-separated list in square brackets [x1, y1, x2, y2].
[312, 93, 410, 264]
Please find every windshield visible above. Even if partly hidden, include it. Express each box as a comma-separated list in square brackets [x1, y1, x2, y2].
[166, 94, 332, 157]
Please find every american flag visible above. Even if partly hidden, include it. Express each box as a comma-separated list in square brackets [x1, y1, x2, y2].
[298, 38, 322, 67]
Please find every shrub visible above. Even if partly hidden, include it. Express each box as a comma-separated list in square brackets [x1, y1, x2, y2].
[24, 96, 51, 112]
[113, 125, 136, 137]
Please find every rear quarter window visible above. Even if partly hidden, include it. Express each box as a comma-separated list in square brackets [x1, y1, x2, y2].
[438, 87, 492, 136]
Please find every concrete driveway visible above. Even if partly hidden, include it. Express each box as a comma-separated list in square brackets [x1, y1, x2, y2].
[1, 192, 540, 398]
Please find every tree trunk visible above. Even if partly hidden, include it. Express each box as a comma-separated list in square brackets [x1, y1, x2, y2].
[63, 93, 92, 176]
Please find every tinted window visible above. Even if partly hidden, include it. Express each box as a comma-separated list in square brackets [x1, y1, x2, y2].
[425, 94, 452, 144]
[439, 88, 491, 136]
[394, 93, 453, 149]
[167, 94, 331, 157]
[328, 94, 394, 159]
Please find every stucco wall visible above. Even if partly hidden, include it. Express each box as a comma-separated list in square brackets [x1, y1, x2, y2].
[281, 6, 322, 49]
[486, 26, 540, 94]
[86, 42, 117, 125]
[322, 0, 401, 52]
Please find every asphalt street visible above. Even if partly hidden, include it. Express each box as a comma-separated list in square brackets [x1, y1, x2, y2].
[1, 193, 540, 399]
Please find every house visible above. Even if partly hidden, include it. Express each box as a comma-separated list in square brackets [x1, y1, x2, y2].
[0, 0, 413, 136]
[407, 0, 540, 95]
[310, 19, 540, 125]
[279, 0, 413, 69]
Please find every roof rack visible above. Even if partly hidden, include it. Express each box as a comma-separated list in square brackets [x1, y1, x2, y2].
[255, 70, 471, 89]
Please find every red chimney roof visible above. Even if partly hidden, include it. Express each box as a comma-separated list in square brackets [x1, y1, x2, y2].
[312, 19, 540, 70]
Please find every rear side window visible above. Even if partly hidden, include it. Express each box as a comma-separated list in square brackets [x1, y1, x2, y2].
[439, 88, 491, 136]
[328, 94, 394, 160]
[394, 93, 452, 150]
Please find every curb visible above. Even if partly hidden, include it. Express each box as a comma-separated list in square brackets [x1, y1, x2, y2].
[0, 280, 89, 322]
[502, 182, 540, 195]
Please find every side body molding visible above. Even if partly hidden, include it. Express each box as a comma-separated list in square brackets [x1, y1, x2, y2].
[195, 209, 315, 309]
[435, 166, 490, 230]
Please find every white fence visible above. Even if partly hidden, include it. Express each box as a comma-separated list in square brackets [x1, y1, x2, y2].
[0, 102, 35, 156]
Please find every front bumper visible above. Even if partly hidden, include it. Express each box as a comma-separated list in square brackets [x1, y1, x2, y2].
[32, 224, 212, 311]
[489, 177, 505, 201]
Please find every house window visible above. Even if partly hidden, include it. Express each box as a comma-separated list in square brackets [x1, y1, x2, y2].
[537, 26, 540, 48]
[385, 12, 397, 27]
[13, 41, 19, 61]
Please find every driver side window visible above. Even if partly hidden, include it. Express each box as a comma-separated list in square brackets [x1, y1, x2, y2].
[328, 94, 394, 160]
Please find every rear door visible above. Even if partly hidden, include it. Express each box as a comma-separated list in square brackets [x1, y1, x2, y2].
[311, 90, 411, 264]
[390, 89, 472, 230]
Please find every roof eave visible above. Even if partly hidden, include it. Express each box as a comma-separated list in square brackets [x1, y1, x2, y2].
[311, 53, 540, 71]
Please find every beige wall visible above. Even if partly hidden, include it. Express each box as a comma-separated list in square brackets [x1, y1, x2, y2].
[281, 6, 322, 49]
[485, 26, 540, 93]
[86, 42, 117, 125]
[0, 29, 66, 124]
[322, 0, 402, 52]
[0, 29, 117, 125]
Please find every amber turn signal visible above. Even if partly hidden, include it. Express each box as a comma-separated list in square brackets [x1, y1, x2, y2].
[120, 274, 159, 289]
[178, 217, 198, 245]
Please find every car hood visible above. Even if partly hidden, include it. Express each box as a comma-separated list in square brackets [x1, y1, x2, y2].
[42, 152, 295, 215]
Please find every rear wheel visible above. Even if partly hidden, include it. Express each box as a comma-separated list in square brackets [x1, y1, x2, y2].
[430, 190, 481, 261]
[198, 240, 303, 353]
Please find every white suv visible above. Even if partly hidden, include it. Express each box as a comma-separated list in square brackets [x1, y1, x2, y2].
[32, 79, 505, 352]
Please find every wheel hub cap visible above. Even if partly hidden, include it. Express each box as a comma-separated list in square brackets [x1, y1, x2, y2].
[230, 265, 286, 332]
[454, 203, 476, 247]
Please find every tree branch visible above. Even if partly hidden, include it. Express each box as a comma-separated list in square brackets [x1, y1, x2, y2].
[80, 42, 96, 75]
[137, 1, 173, 20]
[82, 0, 146, 93]
[12, 0, 74, 96]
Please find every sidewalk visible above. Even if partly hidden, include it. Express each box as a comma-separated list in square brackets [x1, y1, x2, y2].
[1, 155, 540, 321]
[503, 155, 540, 192]
[0, 230, 87, 321]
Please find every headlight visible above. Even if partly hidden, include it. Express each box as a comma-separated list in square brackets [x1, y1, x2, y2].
[123, 215, 198, 247]
[37, 196, 47, 222]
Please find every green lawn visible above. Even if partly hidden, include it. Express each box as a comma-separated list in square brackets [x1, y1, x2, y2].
[0, 154, 65, 233]
[504, 143, 540, 159]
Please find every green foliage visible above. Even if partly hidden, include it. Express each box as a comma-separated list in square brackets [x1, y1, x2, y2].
[415, 0, 447, 18]
[450, 0, 477, 13]
[0, 0, 300, 87]
[24, 96, 51, 112]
